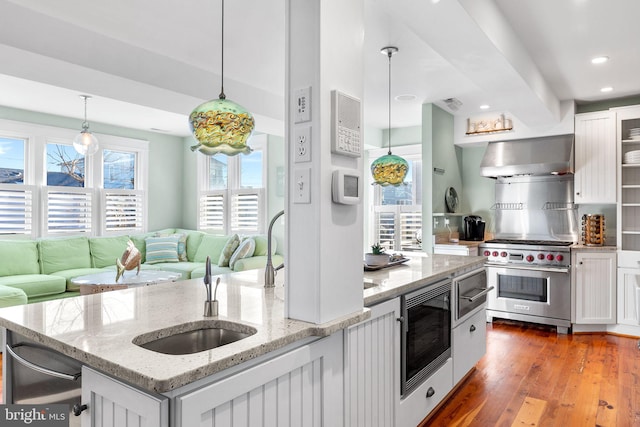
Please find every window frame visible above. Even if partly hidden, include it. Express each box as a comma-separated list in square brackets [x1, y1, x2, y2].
[197, 133, 267, 235]
[0, 119, 148, 238]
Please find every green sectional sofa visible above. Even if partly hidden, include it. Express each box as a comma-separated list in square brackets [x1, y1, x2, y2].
[0, 228, 283, 308]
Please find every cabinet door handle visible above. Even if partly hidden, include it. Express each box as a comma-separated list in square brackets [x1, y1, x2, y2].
[426, 387, 435, 398]
[72, 404, 88, 416]
[470, 324, 476, 332]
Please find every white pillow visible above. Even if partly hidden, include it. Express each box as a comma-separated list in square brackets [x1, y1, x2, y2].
[229, 238, 256, 270]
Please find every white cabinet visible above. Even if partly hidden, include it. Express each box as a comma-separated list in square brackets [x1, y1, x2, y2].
[81, 366, 169, 427]
[572, 250, 617, 324]
[617, 268, 640, 326]
[344, 298, 400, 427]
[453, 308, 486, 384]
[574, 111, 616, 204]
[615, 106, 640, 252]
[175, 333, 343, 427]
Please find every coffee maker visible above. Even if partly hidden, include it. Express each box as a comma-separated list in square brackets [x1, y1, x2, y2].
[463, 215, 485, 241]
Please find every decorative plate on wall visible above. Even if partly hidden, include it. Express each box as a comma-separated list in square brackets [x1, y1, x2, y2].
[445, 187, 459, 213]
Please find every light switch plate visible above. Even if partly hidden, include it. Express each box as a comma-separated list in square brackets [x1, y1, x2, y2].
[293, 167, 311, 204]
[294, 87, 311, 123]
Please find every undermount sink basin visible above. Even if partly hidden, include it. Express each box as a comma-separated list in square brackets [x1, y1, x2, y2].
[133, 320, 257, 355]
[364, 281, 377, 290]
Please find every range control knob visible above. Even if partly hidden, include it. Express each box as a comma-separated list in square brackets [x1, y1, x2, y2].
[492, 251, 499, 257]
[483, 250, 491, 256]
[500, 251, 508, 258]
[537, 253, 545, 260]
[547, 254, 555, 261]
[556, 254, 564, 262]
[526, 255, 534, 263]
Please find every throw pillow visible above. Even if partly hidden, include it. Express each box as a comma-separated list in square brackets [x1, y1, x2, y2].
[145, 235, 179, 264]
[154, 232, 188, 262]
[218, 234, 240, 267]
[229, 238, 256, 270]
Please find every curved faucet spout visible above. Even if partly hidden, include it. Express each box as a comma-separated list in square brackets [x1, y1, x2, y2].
[265, 210, 284, 288]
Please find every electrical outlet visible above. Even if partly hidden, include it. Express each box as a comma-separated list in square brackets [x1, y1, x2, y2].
[294, 87, 311, 123]
[294, 125, 311, 163]
[293, 167, 311, 204]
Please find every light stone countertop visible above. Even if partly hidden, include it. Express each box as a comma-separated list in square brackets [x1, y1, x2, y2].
[0, 254, 485, 394]
[364, 254, 487, 306]
[0, 269, 369, 394]
[571, 244, 617, 251]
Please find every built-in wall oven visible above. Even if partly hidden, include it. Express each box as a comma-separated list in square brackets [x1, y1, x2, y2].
[399, 279, 451, 397]
[482, 241, 572, 334]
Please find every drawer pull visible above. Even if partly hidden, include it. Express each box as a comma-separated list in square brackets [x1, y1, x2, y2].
[426, 387, 435, 398]
[470, 324, 476, 332]
[460, 286, 494, 302]
[73, 404, 88, 416]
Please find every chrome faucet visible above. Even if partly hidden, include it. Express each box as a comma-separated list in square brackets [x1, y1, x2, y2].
[203, 256, 220, 317]
[264, 210, 284, 288]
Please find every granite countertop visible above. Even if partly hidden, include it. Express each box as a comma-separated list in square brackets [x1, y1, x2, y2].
[571, 244, 617, 251]
[0, 269, 369, 394]
[363, 254, 487, 306]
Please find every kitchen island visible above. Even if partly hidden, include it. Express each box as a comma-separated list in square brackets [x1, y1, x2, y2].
[0, 254, 486, 427]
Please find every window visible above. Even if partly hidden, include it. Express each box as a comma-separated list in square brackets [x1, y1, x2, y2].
[198, 134, 266, 234]
[371, 146, 422, 251]
[0, 119, 148, 238]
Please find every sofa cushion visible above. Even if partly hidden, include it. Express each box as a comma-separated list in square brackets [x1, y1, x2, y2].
[190, 264, 232, 279]
[0, 285, 28, 308]
[145, 235, 179, 264]
[0, 240, 40, 277]
[218, 234, 240, 267]
[89, 235, 131, 268]
[229, 238, 255, 269]
[39, 237, 91, 274]
[193, 234, 230, 263]
[51, 268, 111, 291]
[175, 229, 206, 262]
[129, 231, 156, 263]
[0, 274, 66, 298]
[143, 262, 203, 280]
[251, 235, 277, 256]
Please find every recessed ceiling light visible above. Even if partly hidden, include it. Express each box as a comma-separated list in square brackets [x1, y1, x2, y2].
[600, 86, 613, 93]
[480, 104, 490, 110]
[591, 56, 609, 64]
[395, 94, 417, 102]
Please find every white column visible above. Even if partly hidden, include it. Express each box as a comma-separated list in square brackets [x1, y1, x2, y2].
[284, 0, 364, 323]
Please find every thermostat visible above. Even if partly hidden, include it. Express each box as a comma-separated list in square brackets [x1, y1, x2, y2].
[332, 169, 362, 205]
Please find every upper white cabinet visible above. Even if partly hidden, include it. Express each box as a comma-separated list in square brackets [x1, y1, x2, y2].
[574, 111, 616, 204]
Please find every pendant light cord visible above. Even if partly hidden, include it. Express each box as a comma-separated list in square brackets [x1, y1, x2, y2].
[219, 0, 226, 100]
[81, 95, 89, 131]
[387, 50, 392, 155]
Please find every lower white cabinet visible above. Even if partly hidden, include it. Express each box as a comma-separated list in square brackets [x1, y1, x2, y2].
[572, 250, 617, 324]
[344, 298, 400, 427]
[81, 366, 169, 427]
[453, 308, 486, 384]
[617, 267, 640, 326]
[175, 333, 343, 427]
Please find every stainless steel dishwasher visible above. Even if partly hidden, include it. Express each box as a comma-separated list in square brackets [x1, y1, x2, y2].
[3, 331, 83, 427]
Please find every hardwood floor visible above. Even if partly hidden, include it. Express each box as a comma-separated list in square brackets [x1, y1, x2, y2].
[0, 321, 639, 425]
[425, 320, 640, 427]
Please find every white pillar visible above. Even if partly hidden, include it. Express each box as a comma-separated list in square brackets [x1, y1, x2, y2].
[284, 0, 365, 323]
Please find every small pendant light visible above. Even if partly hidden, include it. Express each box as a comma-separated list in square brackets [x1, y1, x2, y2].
[371, 46, 408, 186]
[73, 95, 99, 156]
[189, 0, 255, 156]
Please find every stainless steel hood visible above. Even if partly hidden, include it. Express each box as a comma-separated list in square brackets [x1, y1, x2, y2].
[480, 134, 574, 177]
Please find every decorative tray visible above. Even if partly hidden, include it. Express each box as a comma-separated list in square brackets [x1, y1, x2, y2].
[363, 257, 410, 271]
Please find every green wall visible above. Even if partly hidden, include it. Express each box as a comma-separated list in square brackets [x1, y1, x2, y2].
[0, 105, 186, 231]
[461, 146, 495, 232]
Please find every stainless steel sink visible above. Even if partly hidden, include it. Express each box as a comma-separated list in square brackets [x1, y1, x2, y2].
[133, 321, 257, 355]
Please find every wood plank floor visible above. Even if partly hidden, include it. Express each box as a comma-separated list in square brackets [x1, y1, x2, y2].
[1, 320, 639, 426]
[425, 320, 640, 427]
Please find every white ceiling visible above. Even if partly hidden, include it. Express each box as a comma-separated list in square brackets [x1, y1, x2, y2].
[0, 0, 639, 138]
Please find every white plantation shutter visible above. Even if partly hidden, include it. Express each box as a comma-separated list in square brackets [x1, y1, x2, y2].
[103, 189, 144, 233]
[44, 186, 93, 235]
[199, 191, 226, 232]
[0, 184, 35, 236]
[231, 189, 263, 233]
[400, 209, 422, 248]
[374, 206, 422, 251]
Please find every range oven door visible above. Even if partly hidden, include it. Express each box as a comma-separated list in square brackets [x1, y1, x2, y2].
[486, 265, 570, 322]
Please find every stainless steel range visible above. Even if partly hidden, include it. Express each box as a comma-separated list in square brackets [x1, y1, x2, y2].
[480, 239, 572, 333]
[479, 135, 578, 333]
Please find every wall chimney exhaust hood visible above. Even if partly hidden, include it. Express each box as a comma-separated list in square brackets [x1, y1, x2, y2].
[479, 134, 574, 178]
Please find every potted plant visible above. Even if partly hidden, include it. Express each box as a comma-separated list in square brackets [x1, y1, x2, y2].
[365, 243, 390, 267]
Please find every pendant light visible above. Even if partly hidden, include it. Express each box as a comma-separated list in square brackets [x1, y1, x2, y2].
[73, 95, 99, 156]
[189, 0, 255, 156]
[371, 46, 408, 186]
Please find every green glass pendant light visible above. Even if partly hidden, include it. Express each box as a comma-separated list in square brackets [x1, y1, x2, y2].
[371, 46, 408, 186]
[189, 0, 255, 156]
